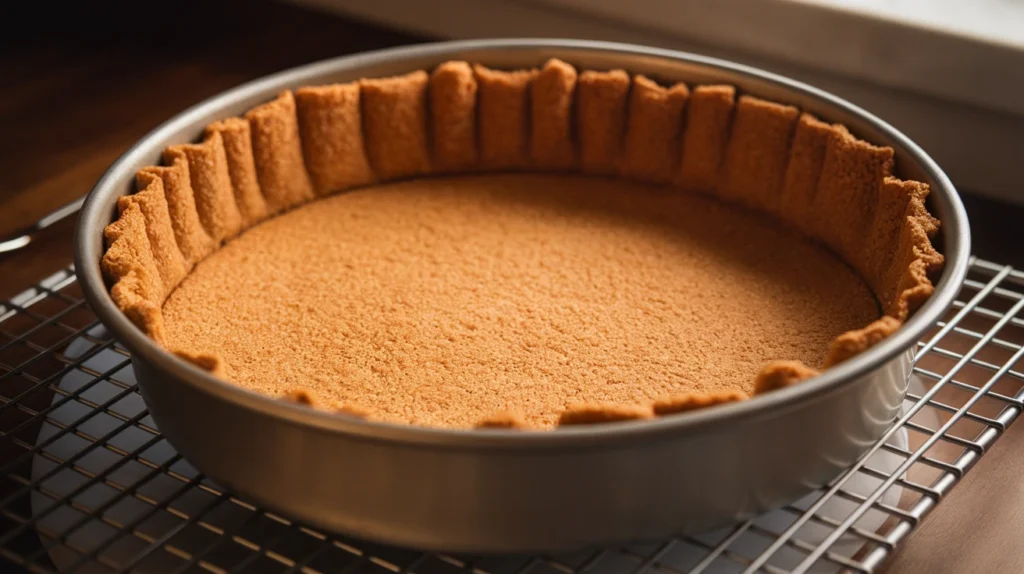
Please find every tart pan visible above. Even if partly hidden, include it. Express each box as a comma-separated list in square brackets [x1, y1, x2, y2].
[75, 39, 970, 553]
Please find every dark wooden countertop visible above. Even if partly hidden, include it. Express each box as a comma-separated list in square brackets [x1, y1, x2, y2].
[2, 1, 1021, 571]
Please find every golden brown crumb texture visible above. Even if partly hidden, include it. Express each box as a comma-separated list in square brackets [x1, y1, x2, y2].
[101, 58, 943, 430]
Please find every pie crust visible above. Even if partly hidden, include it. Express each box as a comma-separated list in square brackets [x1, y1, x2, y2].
[101, 59, 943, 430]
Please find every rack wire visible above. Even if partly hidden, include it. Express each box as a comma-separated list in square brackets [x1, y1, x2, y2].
[1, 257, 1022, 573]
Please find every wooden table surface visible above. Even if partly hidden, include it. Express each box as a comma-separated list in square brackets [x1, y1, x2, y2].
[2, 1, 1021, 572]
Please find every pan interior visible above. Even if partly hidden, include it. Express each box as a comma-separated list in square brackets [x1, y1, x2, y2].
[160, 173, 878, 429]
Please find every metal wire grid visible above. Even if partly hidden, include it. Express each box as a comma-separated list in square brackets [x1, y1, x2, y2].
[0, 257, 1022, 574]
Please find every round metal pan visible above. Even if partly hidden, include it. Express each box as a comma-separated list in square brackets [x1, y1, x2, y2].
[74, 39, 971, 553]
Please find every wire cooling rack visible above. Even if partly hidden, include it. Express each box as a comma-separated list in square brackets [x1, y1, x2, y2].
[1, 257, 1023, 574]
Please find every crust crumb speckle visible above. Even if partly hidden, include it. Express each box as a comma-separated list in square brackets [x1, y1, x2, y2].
[558, 404, 655, 426]
[335, 404, 371, 419]
[653, 390, 748, 415]
[280, 389, 369, 419]
[173, 349, 229, 379]
[282, 388, 319, 407]
[476, 412, 533, 430]
[755, 361, 819, 394]
[824, 316, 901, 368]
